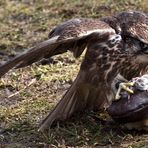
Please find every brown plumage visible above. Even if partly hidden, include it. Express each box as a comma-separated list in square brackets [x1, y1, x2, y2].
[0, 11, 148, 131]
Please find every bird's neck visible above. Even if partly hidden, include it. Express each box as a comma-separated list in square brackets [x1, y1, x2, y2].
[121, 63, 148, 80]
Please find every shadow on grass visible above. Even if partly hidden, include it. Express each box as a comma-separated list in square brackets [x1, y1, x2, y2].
[0, 108, 148, 147]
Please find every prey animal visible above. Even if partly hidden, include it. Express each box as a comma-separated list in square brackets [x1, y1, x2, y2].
[0, 11, 148, 132]
[108, 74, 148, 131]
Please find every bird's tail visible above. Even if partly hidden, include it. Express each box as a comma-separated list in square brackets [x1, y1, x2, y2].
[38, 72, 107, 132]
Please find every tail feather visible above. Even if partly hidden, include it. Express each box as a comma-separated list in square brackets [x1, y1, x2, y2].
[38, 72, 85, 131]
[38, 72, 107, 132]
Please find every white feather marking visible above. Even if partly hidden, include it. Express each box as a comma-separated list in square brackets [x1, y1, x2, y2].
[132, 74, 148, 91]
[138, 37, 148, 44]
[105, 61, 116, 80]
[72, 18, 82, 23]
[79, 28, 115, 37]
[109, 34, 122, 44]
[45, 35, 59, 44]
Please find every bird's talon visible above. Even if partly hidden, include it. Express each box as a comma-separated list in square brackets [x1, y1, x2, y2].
[115, 94, 121, 100]
[114, 82, 135, 101]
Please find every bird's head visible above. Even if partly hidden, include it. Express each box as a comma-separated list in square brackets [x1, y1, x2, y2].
[114, 11, 148, 64]
[135, 41, 148, 64]
[123, 36, 148, 64]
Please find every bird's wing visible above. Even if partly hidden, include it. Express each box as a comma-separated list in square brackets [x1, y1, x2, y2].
[39, 70, 109, 131]
[39, 31, 122, 131]
[116, 11, 148, 44]
[0, 18, 115, 77]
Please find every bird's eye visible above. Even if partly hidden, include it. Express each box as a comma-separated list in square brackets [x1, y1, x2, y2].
[140, 42, 148, 49]
[140, 42, 148, 53]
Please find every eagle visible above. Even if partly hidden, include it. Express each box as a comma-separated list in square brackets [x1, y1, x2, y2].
[0, 11, 148, 132]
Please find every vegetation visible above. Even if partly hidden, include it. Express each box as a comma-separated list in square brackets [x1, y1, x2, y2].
[0, 0, 148, 147]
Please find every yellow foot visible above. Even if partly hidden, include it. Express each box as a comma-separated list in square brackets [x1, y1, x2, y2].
[115, 82, 135, 100]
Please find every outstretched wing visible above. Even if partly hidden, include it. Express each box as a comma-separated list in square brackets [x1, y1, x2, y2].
[0, 18, 115, 77]
[39, 31, 122, 131]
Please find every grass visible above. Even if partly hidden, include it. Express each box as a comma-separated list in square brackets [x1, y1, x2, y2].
[0, 0, 148, 147]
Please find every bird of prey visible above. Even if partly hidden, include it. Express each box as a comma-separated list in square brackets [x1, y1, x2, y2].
[0, 11, 148, 132]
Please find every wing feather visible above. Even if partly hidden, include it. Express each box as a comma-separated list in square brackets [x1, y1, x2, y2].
[0, 19, 115, 77]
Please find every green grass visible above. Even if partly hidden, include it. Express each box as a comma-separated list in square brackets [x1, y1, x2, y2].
[0, 0, 148, 147]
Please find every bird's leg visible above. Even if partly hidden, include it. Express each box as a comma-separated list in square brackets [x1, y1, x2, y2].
[111, 74, 135, 101]
[115, 81, 135, 100]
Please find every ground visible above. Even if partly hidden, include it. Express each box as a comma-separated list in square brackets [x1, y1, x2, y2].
[0, 0, 148, 147]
